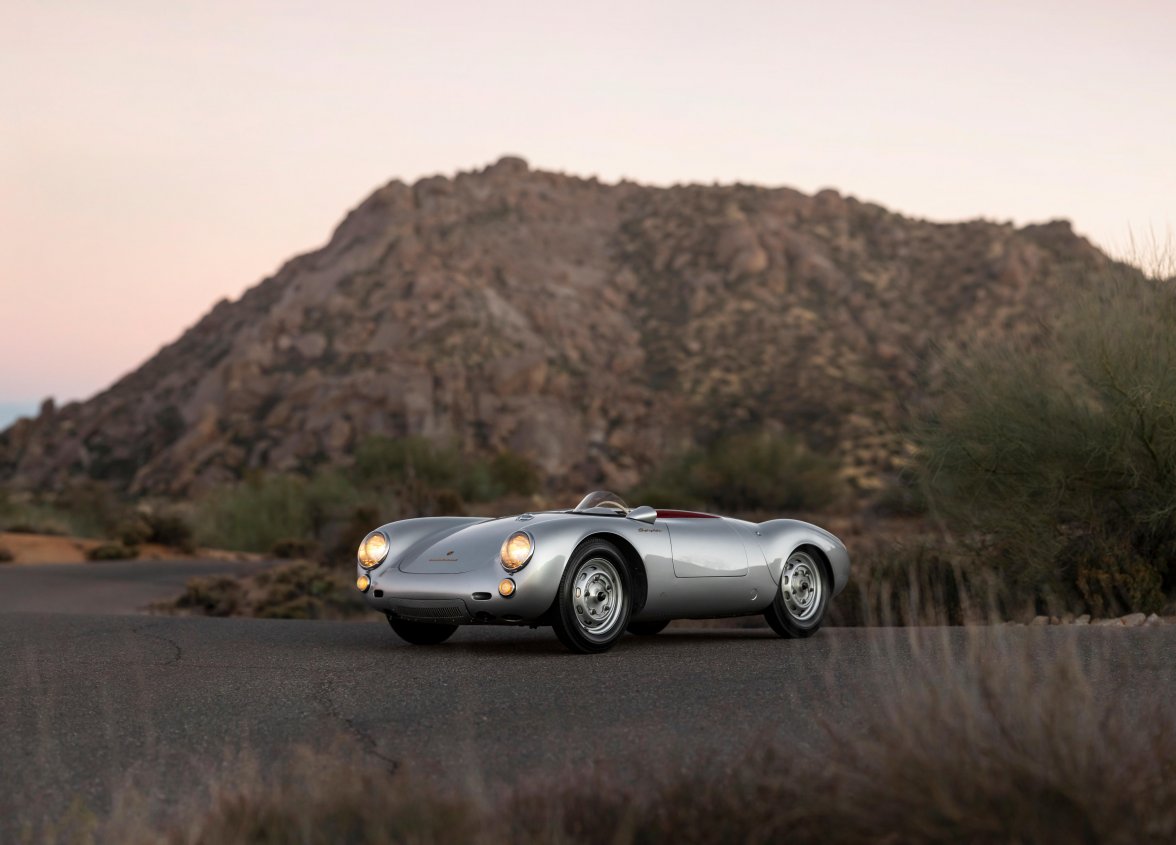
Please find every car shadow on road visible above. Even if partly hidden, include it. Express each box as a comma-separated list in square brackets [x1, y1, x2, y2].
[384, 626, 787, 657]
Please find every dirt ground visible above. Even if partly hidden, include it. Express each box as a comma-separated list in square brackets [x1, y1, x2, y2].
[0, 531, 256, 565]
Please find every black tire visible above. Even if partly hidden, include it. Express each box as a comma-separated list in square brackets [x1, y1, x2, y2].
[387, 615, 458, 645]
[551, 539, 633, 654]
[627, 620, 670, 636]
[764, 548, 830, 639]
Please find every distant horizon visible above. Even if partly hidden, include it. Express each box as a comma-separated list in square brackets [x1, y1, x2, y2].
[3, 0, 1172, 408]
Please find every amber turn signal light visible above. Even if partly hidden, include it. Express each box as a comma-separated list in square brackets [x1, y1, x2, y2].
[356, 574, 371, 592]
[498, 578, 515, 597]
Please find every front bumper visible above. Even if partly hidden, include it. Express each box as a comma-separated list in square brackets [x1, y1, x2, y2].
[359, 562, 559, 623]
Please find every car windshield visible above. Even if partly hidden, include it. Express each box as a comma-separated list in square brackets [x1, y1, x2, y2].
[573, 490, 630, 513]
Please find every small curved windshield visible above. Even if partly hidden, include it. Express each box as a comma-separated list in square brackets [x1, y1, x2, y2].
[574, 491, 630, 513]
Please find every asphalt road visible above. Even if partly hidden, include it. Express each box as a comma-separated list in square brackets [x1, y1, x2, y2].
[1, 560, 1174, 836]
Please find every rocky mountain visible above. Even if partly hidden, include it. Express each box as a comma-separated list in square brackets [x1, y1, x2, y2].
[0, 157, 1114, 498]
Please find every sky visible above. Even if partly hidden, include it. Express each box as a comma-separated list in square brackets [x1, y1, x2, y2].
[1, 0, 1173, 426]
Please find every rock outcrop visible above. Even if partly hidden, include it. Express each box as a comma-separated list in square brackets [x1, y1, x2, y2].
[0, 158, 1115, 496]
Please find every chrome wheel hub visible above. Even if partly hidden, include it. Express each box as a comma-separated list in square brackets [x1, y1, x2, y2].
[780, 552, 823, 622]
[572, 557, 624, 639]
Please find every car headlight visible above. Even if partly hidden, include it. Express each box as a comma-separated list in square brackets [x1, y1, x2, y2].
[358, 531, 389, 569]
[500, 531, 534, 571]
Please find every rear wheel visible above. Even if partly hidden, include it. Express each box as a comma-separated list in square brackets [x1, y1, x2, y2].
[552, 539, 632, 654]
[627, 620, 670, 636]
[764, 549, 829, 639]
[387, 615, 458, 645]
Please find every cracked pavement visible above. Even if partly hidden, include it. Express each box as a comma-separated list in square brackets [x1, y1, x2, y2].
[1, 559, 1174, 837]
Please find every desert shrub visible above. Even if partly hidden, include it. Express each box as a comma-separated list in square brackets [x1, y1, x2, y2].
[0, 545, 13, 563]
[352, 435, 465, 492]
[85, 541, 139, 561]
[167, 562, 364, 619]
[116, 517, 152, 547]
[116, 507, 197, 552]
[827, 540, 1008, 626]
[352, 436, 537, 505]
[141, 508, 196, 551]
[872, 472, 928, 517]
[251, 562, 363, 619]
[194, 472, 363, 554]
[0, 482, 132, 538]
[487, 450, 539, 496]
[174, 575, 244, 616]
[917, 263, 1176, 614]
[2, 522, 48, 535]
[634, 430, 841, 513]
[270, 537, 323, 560]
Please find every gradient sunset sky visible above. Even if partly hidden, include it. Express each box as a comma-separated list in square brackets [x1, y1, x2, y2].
[1, 0, 1173, 425]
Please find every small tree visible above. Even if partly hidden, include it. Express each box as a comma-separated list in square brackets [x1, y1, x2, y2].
[917, 260, 1176, 614]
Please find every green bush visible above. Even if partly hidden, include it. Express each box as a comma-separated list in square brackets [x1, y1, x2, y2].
[116, 517, 152, 547]
[917, 264, 1176, 614]
[352, 436, 537, 505]
[86, 542, 139, 561]
[117, 507, 196, 552]
[194, 472, 362, 554]
[1, 482, 132, 539]
[142, 508, 196, 551]
[193, 439, 538, 556]
[634, 430, 841, 514]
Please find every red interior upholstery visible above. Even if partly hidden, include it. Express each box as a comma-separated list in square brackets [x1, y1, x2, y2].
[655, 509, 719, 519]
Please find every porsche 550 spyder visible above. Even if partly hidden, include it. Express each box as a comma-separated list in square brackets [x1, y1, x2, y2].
[356, 491, 850, 654]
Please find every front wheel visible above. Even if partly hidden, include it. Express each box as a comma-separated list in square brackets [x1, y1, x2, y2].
[551, 539, 632, 654]
[764, 549, 830, 638]
[387, 615, 458, 645]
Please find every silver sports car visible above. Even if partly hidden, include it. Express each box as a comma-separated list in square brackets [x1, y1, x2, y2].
[356, 491, 850, 653]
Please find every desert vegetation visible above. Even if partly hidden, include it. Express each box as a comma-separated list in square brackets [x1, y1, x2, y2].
[191, 437, 538, 563]
[5, 255, 1175, 623]
[633, 430, 842, 514]
[170, 561, 363, 619]
[910, 258, 1176, 618]
[37, 632, 1175, 844]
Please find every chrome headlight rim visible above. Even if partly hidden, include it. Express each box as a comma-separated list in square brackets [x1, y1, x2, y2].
[499, 530, 535, 572]
[358, 530, 390, 570]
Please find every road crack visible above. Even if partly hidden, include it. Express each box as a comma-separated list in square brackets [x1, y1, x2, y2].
[317, 678, 400, 773]
[129, 620, 183, 666]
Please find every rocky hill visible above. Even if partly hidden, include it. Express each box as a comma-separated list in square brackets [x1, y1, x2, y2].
[0, 157, 1115, 498]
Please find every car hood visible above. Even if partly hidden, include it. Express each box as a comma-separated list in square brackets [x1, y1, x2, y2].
[397, 517, 513, 574]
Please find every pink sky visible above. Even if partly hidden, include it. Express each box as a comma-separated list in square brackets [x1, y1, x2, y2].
[1, 0, 1173, 418]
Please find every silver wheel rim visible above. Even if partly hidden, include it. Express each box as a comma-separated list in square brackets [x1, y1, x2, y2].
[780, 552, 823, 622]
[571, 557, 624, 640]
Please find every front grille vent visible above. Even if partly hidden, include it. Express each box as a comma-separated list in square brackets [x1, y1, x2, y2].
[389, 598, 470, 622]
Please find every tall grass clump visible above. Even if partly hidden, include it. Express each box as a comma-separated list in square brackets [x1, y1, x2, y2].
[73, 636, 1176, 844]
[918, 259, 1176, 615]
[635, 430, 841, 514]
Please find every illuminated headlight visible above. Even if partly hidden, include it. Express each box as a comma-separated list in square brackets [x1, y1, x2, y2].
[358, 531, 389, 569]
[499, 531, 534, 571]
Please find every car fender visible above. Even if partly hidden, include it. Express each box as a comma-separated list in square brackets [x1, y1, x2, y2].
[755, 519, 850, 596]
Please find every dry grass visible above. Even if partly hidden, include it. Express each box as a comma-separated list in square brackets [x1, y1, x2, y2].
[40, 631, 1176, 845]
[164, 561, 365, 620]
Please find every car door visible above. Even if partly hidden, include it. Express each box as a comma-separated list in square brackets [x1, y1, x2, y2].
[662, 515, 749, 577]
